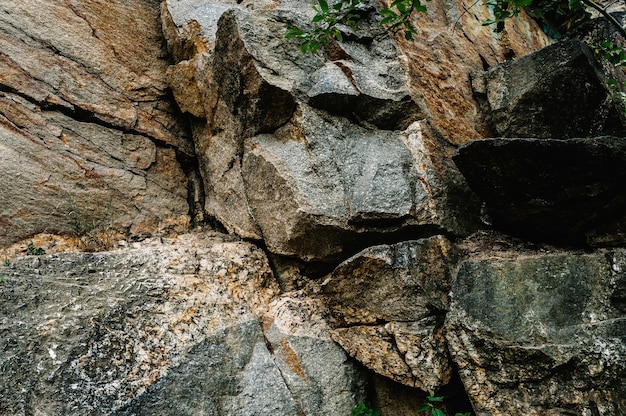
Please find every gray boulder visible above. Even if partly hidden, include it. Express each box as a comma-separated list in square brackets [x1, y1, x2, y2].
[0, 233, 366, 415]
[321, 236, 459, 391]
[472, 39, 625, 138]
[446, 239, 626, 415]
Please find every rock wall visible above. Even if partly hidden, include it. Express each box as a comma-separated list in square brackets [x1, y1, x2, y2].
[0, 0, 193, 247]
[1, 0, 626, 415]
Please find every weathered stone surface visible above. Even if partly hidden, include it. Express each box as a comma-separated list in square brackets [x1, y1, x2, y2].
[399, 0, 551, 145]
[321, 236, 458, 390]
[0, 0, 193, 247]
[162, 0, 550, 261]
[243, 113, 478, 261]
[453, 136, 626, 245]
[445, 241, 626, 415]
[472, 39, 625, 138]
[0, 233, 366, 415]
[263, 295, 368, 415]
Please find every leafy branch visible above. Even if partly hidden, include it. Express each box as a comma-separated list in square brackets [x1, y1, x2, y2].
[286, 0, 364, 54]
[286, 0, 427, 53]
[380, 0, 431, 41]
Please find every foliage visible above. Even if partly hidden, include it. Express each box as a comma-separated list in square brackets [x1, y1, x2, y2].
[418, 394, 471, 416]
[379, 0, 431, 41]
[286, 0, 364, 54]
[482, 0, 589, 32]
[286, 0, 425, 53]
[591, 41, 626, 113]
[593, 41, 626, 67]
[26, 242, 45, 256]
[0, 276, 6, 284]
[351, 402, 381, 416]
[3, 257, 9, 267]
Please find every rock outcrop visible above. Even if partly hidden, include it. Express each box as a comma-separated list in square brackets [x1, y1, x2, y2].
[0, 233, 365, 415]
[446, 235, 626, 415]
[0, 0, 193, 247]
[161, 0, 549, 262]
[3, 0, 626, 415]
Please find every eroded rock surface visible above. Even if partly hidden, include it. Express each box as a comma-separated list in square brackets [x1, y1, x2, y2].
[446, 235, 626, 415]
[0, 233, 366, 416]
[0, 0, 193, 247]
[321, 236, 458, 391]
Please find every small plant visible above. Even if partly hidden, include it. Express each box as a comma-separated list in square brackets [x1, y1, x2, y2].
[68, 198, 118, 252]
[0, 276, 6, 284]
[351, 402, 381, 416]
[418, 394, 471, 416]
[2, 258, 9, 267]
[27, 242, 46, 256]
[286, 0, 364, 54]
[286, 0, 425, 53]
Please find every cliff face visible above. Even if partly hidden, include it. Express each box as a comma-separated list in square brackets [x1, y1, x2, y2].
[1, 0, 625, 415]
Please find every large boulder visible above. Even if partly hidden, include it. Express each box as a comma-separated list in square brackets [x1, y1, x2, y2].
[0, 0, 194, 247]
[446, 236, 626, 415]
[472, 39, 625, 138]
[320, 236, 459, 391]
[161, 0, 550, 262]
[0, 233, 366, 415]
[453, 136, 626, 245]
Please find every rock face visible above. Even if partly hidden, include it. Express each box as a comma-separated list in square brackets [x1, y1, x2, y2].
[472, 39, 625, 138]
[321, 236, 458, 392]
[0, 233, 365, 415]
[0, 0, 193, 247]
[5, 0, 626, 415]
[453, 136, 626, 245]
[446, 239, 626, 415]
[161, 0, 549, 262]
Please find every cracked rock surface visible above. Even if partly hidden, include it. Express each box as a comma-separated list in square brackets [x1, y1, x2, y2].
[0, 0, 193, 246]
[0, 233, 365, 415]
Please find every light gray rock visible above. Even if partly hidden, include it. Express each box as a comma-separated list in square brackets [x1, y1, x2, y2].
[445, 242, 626, 415]
[0, 233, 366, 415]
[163, 1, 481, 261]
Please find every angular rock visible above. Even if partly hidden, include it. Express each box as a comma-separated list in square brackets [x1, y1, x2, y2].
[242, 113, 471, 261]
[0, 0, 193, 246]
[321, 235, 458, 324]
[0, 233, 366, 415]
[472, 39, 625, 138]
[453, 136, 626, 245]
[162, 1, 482, 261]
[445, 242, 626, 415]
[321, 236, 458, 390]
[263, 295, 368, 415]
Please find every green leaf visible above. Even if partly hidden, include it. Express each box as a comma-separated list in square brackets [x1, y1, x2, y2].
[312, 13, 325, 22]
[318, 0, 329, 13]
[432, 409, 446, 416]
[335, 29, 343, 42]
[310, 39, 320, 53]
[427, 395, 444, 403]
[380, 8, 398, 16]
